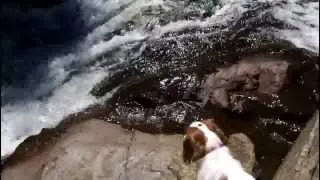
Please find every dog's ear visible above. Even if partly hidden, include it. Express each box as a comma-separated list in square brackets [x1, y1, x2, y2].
[201, 118, 228, 145]
[183, 135, 194, 164]
[183, 128, 207, 163]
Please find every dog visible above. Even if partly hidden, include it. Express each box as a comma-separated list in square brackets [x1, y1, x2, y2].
[183, 119, 255, 180]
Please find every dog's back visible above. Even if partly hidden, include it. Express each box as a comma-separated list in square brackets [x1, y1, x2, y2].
[197, 146, 255, 180]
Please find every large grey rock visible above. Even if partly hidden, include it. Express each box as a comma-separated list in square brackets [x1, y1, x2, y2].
[199, 57, 318, 118]
[273, 110, 319, 180]
[228, 133, 256, 173]
[200, 58, 290, 109]
[1, 119, 255, 180]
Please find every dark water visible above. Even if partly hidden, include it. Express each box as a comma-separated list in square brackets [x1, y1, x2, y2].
[1, 0, 84, 80]
[1, 0, 319, 179]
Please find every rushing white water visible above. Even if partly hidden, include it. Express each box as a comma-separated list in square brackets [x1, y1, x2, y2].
[273, 0, 319, 53]
[1, 0, 318, 160]
[1, 0, 168, 160]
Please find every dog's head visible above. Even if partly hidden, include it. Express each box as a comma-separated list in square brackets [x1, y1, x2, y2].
[183, 118, 228, 164]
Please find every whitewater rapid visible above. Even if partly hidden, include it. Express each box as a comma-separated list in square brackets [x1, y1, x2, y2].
[1, 0, 318, 160]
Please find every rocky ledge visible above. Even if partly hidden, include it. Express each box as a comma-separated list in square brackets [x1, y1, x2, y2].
[273, 110, 319, 180]
[1, 119, 255, 180]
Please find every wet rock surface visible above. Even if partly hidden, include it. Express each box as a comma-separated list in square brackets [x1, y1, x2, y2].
[89, 27, 318, 132]
[93, 53, 318, 133]
[200, 57, 318, 117]
[102, 72, 203, 134]
[1, 119, 255, 180]
[200, 58, 290, 109]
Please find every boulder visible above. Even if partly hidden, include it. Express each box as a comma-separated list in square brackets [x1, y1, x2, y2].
[228, 133, 256, 173]
[200, 59, 290, 107]
[200, 57, 318, 118]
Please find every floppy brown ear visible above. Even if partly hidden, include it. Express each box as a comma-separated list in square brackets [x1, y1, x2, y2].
[201, 118, 228, 144]
[183, 136, 194, 164]
[183, 129, 207, 164]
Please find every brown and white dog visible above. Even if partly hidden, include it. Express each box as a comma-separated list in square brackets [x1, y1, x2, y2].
[183, 119, 255, 180]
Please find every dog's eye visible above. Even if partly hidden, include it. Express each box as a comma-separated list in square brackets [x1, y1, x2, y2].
[198, 124, 202, 126]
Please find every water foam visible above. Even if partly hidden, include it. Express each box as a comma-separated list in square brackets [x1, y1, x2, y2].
[273, 0, 319, 53]
[1, 0, 164, 160]
[1, 70, 108, 159]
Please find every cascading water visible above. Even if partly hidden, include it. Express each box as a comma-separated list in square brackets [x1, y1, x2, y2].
[1, 1, 319, 178]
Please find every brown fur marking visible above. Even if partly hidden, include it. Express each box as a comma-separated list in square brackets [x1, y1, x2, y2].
[183, 127, 207, 163]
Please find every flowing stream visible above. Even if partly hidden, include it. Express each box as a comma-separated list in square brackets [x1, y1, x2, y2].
[1, 0, 319, 178]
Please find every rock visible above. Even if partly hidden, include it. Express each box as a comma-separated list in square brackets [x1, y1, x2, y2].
[202, 59, 289, 100]
[273, 110, 319, 180]
[312, 164, 319, 180]
[112, 101, 201, 134]
[121, 130, 196, 180]
[200, 58, 289, 109]
[200, 57, 318, 118]
[1, 119, 255, 180]
[228, 133, 256, 173]
[102, 73, 202, 133]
